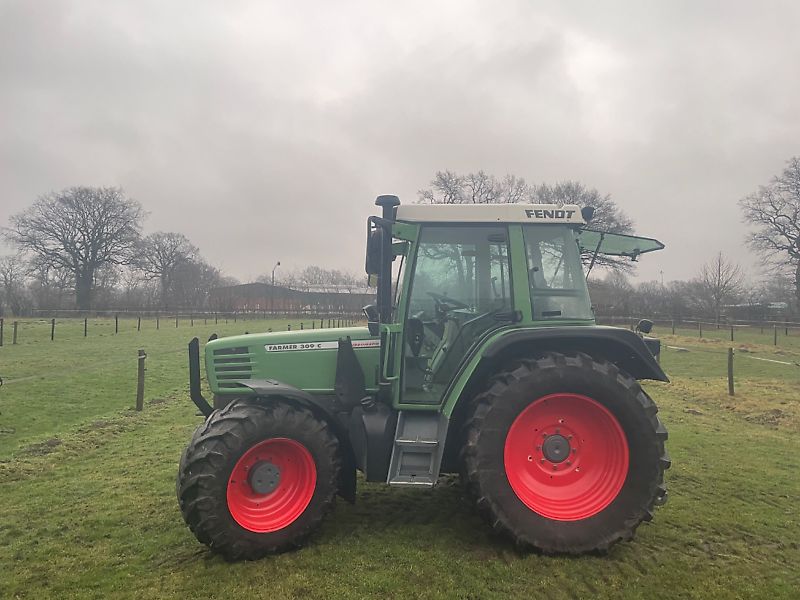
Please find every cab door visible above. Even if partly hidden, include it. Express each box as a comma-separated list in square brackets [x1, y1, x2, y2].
[399, 225, 513, 406]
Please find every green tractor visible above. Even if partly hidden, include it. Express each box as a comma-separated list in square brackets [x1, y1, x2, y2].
[177, 196, 670, 560]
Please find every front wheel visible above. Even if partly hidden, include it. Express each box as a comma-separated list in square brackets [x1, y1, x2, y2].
[177, 398, 340, 560]
[462, 352, 669, 554]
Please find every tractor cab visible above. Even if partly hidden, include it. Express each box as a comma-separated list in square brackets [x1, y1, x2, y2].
[364, 196, 664, 409]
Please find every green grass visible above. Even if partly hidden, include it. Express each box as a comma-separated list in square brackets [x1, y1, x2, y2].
[1, 320, 799, 599]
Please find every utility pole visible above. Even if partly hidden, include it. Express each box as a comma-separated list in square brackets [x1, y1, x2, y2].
[271, 261, 281, 316]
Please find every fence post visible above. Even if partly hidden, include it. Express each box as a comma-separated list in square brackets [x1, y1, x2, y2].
[288, 324, 292, 331]
[191, 314, 194, 327]
[51, 318, 55, 341]
[312, 321, 315, 329]
[671, 320, 675, 335]
[156, 316, 160, 330]
[136, 349, 146, 411]
[137, 316, 141, 332]
[84, 318, 88, 337]
[300, 322, 304, 330]
[774, 325, 778, 346]
[176, 315, 179, 328]
[0, 317, 3, 346]
[730, 325, 734, 342]
[215, 313, 218, 325]
[699, 322, 702, 338]
[115, 314, 119, 334]
[727, 348, 734, 396]
[13, 321, 18, 345]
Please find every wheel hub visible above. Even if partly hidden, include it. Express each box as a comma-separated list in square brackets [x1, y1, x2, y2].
[248, 461, 281, 495]
[504, 393, 629, 521]
[541, 434, 570, 463]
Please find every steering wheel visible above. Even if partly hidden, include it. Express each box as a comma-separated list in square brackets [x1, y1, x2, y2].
[427, 291, 470, 311]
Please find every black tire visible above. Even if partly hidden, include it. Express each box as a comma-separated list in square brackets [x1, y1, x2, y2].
[177, 398, 341, 560]
[462, 352, 669, 554]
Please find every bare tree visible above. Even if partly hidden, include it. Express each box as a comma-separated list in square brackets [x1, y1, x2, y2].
[136, 232, 199, 308]
[740, 157, 800, 309]
[5, 187, 144, 310]
[418, 170, 529, 204]
[531, 181, 633, 234]
[0, 254, 29, 316]
[699, 252, 744, 323]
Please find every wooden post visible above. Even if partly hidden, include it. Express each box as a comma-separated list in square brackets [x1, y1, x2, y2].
[84, 318, 88, 337]
[137, 316, 141, 331]
[671, 320, 675, 335]
[156, 316, 160, 330]
[13, 321, 18, 344]
[727, 348, 734, 396]
[50, 318, 55, 341]
[204, 317, 207, 325]
[321, 318, 324, 329]
[0, 317, 4, 346]
[215, 313, 218, 325]
[730, 325, 734, 342]
[774, 325, 778, 345]
[175, 315, 179, 328]
[288, 324, 292, 331]
[312, 320, 315, 329]
[300, 322, 304, 330]
[698, 322, 702, 338]
[115, 314, 119, 334]
[136, 350, 146, 411]
[234, 313, 237, 323]
[191, 314, 194, 327]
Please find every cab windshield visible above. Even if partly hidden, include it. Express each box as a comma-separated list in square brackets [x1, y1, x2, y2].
[523, 225, 593, 320]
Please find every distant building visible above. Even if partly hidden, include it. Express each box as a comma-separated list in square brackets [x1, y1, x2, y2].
[209, 282, 373, 315]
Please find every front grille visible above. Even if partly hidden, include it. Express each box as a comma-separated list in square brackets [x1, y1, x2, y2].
[212, 346, 254, 388]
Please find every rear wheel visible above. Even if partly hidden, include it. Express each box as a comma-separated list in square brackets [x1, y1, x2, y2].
[462, 352, 669, 554]
[177, 398, 340, 560]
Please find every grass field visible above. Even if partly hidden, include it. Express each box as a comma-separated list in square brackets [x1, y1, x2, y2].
[1, 319, 799, 599]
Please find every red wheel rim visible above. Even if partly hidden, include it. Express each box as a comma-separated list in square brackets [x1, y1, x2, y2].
[227, 438, 316, 533]
[504, 393, 629, 521]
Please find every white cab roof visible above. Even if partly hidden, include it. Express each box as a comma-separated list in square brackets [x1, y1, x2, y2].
[395, 203, 585, 225]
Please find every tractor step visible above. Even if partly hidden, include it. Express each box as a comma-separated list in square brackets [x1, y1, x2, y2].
[387, 411, 448, 487]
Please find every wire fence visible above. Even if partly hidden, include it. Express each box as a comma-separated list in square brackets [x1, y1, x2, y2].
[596, 315, 800, 347]
[0, 312, 360, 347]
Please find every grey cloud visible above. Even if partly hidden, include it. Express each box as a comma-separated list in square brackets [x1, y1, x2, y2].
[2, 0, 800, 284]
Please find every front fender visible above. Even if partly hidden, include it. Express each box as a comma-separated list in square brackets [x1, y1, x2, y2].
[234, 379, 357, 504]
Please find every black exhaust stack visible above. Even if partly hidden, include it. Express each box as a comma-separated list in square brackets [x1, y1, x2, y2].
[374, 195, 400, 324]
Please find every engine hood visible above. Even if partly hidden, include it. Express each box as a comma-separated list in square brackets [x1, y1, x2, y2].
[205, 326, 380, 395]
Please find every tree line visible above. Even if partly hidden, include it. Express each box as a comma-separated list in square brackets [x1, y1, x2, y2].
[1, 157, 798, 318]
[0, 187, 235, 314]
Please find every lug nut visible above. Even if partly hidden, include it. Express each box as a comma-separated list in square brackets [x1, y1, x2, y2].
[552, 465, 558, 471]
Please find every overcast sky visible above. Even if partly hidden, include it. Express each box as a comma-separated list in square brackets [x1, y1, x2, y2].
[2, 1, 799, 284]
